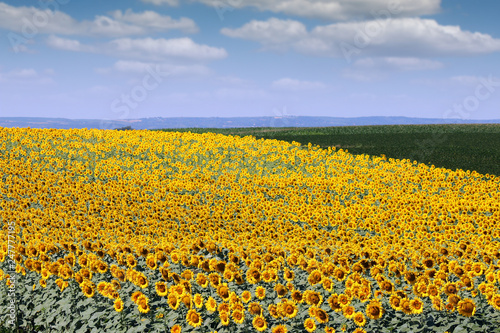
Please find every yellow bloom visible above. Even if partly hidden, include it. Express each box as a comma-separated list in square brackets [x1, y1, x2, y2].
[114, 298, 124, 312]
[186, 309, 202, 328]
[252, 315, 267, 332]
[304, 317, 316, 332]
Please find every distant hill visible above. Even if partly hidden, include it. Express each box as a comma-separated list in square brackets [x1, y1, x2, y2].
[0, 116, 499, 130]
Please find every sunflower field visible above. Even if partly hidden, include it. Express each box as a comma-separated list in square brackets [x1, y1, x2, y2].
[0, 127, 499, 333]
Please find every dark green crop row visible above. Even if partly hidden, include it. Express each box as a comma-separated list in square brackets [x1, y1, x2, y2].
[155, 124, 500, 177]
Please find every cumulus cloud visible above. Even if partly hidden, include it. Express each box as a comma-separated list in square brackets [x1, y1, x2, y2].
[342, 57, 443, 82]
[97, 60, 213, 77]
[47, 35, 228, 62]
[353, 57, 443, 71]
[0, 68, 54, 84]
[0, 3, 198, 37]
[46, 35, 95, 52]
[221, 17, 500, 59]
[145, 0, 440, 21]
[272, 78, 327, 91]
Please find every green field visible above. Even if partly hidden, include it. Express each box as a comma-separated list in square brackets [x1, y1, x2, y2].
[156, 123, 500, 177]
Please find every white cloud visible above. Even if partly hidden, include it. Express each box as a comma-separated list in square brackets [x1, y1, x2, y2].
[146, 0, 440, 21]
[272, 77, 327, 91]
[0, 68, 54, 84]
[221, 17, 500, 59]
[46, 35, 95, 52]
[221, 18, 307, 51]
[107, 37, 228, 61]
[109, 9, 198, 34]
[47, 36, 228, 62]
[342, 57, 442, 82]
[97, 60, 213, 77]
[0, 3, 198, 38]
[353, 57, 443, 71]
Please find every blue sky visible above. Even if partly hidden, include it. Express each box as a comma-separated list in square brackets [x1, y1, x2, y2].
[1, 0, 500, 121]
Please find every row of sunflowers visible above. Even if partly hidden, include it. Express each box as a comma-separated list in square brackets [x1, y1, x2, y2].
[0, 127, 499, 332]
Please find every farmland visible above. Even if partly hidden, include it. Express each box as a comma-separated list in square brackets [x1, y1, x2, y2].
[157, 124, 500, 178]
[0, 125, 499, 332]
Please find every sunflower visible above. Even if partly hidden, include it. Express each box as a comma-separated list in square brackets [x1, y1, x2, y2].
[232, 310, 245, 324]
[291, 290, 303, 303]
[194, 293, 204, 308]
[324, 327, 335, 333]
[41, 268, 50, 280]
[389, 294, 402, 311]
[131, 291, 144, 303]
[219, 311, 230, 326]
[136, 273, 148, 289]
[137, 298, 150, 313]
[305, 290, 323, 306]
[343, 305, 355, 319]
[338, 294, 350, 307]
[410, 298, 424, 315]
[352, 329, 367, 333]
[445, 302, 455, 312]
[366, 300, 384, 320]
[322, 278, 333, 292]
[186, 309, 202, 328]
[248, 302, 263, 315]
[170, 325, 181, 333]
[400, 298, 413, 315]
[246, 267, 262, 284]
[272, 324, 288, 333]
[196, 273, 209, 288]
[241, 290, 252, 303]
[404, 271, 417, 285]
[146, 254, 157, 270]
[314, 307, 329, 324]
[252, 315, 267, 332]
[443, 282, 458, 296]
[489, 294, 500, 310]
[328, 294, 342, 312]
[275, 283, 288, 298]
[333, 268, 346, 281]
[284, 269, 295, 282]
[255, 286, 266, 300]
[155, 281, 168, 297]
[181, 293, 192, 309]
[206, 296, 217, 312]
[269, 304, 280, 318]
[304, 318, 316, 333]
[457, 298, 475, 318]
[114, 298, 124, 312]
[217, 283, 230, 301]
[209, 272, 221, 288]
[353, 312, 366, 326]
[168, 294, 180, 310]
[431, 296, 444, 311]
[262, 270, 273, 283]
[218, 302, 230, 314]
[81, 282, 94, 297]
[308, 269, 323, 285]
[282, 300, 298, 318]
